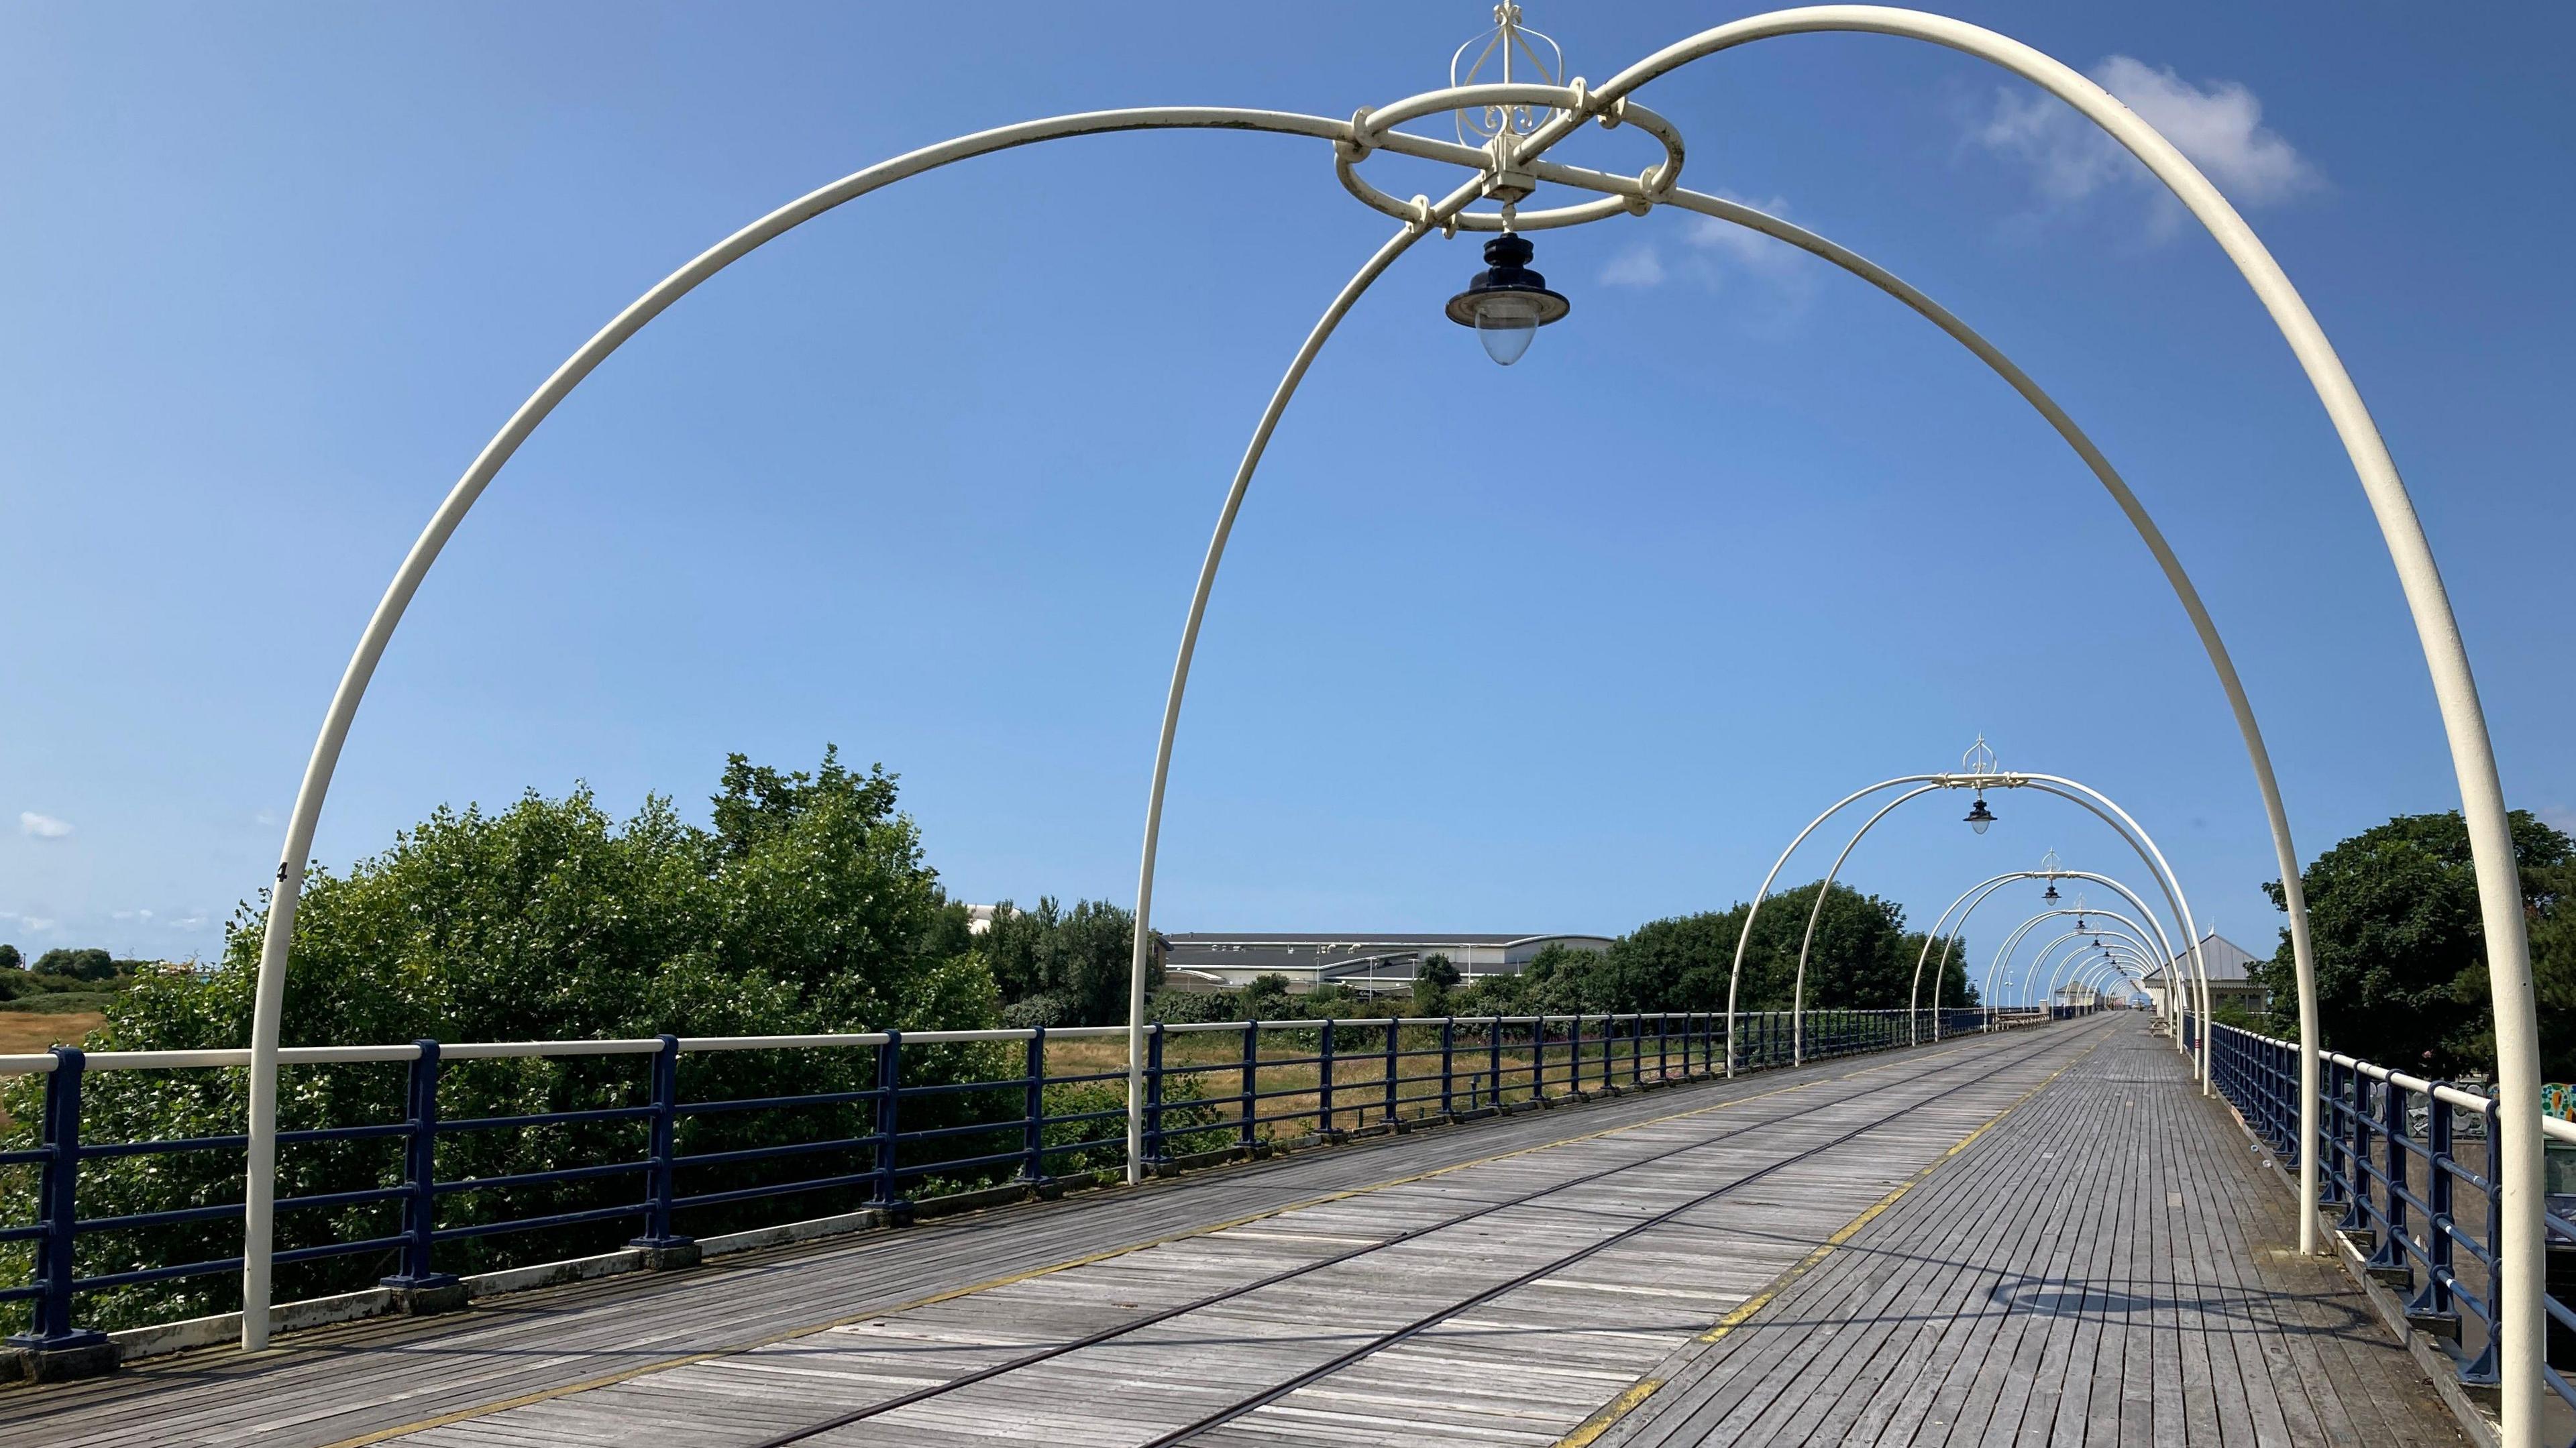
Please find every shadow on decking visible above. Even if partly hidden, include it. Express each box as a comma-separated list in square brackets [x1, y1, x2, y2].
[1981, 1271, 2380, 1337]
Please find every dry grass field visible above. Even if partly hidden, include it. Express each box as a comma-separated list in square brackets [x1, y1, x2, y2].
[0, 1009, 103, 1060]
[1039, 1025, 1707, 1141]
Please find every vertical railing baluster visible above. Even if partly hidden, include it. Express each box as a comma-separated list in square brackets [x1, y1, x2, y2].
[866, 1031, 909, 1219]
[628, 1035, 691, 1264]
[382, 1039, 458, 1296]
[21, 1047, 106, 1356]
[1658, 1012, 1670, 1081]
[1144, 1023, 1169, 1163]
[2320, 1060, 2347, 1209]
[2369, 1075, 2410, 1277]
[1019, 1025, 1052, 1185]
[2339, 1065, 2370, 1233]
[1381, 1017, 1398, 1126]
[2464, 1097, 2503, 1386]
[1238, 1020, 1260, 1150]
[1318, 1018, 1337, 1137]
[1440, 1017, 1456, 1117]
[2408, 1084, 2459, 1335]
[1489, 1015, 1505, 1107]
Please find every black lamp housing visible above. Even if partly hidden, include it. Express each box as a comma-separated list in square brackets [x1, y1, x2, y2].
[1446, 231, 1571, 364]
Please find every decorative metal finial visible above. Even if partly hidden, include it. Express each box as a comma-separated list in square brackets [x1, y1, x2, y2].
[2039, 847, 2061, 876]
[1961, 734, 1998, 777]
[1451, 3, 1566, 146]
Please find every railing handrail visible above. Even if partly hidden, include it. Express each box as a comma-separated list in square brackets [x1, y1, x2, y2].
[0, 1002, 2055, 1352]
[2207, 1019, 2574, 1143]
[1, 1007, 1943, 1076]
[2198, 1013, 2572, 1412]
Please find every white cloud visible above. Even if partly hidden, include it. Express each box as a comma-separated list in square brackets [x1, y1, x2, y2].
[1585, 194, 1819, 333]
[1977, 56, 2320, 230]
[1682, 193, 1804, 272]
[19, 812, 73, 840]
[1599, 243, 1666, 288]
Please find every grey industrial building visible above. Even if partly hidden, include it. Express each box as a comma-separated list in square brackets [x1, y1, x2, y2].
[1161, 932, 1612, 995]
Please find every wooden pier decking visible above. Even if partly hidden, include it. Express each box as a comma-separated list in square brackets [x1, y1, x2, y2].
[0, 1017, 2465, 1447]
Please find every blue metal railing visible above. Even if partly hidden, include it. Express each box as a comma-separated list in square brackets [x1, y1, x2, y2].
[0, 1004, 2057, 1350]
[2202, 1017, 2576, 1416]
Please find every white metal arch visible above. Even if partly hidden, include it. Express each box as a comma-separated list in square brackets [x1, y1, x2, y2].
[1784, 785, 1946, 1063]
[1919, 870, 2188, 1046]
[1144, 83, 2324, 1227]
[2006, 917, 2159, 1007]
[1982, 909, 2159, 1016]
[1906, 871, 2178, 1038]
[1944, 879, 2182, 1027]
[237, 12, 2538, 1423]
[2033, 926, 2156, 1002]
[2042, 934, 2161, 1005]
[1587, 13, 2536, 1429]
[1739, 775, 2208, 1087]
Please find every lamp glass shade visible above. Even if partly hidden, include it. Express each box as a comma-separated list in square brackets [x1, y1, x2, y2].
[1473, 293, 1544, 365]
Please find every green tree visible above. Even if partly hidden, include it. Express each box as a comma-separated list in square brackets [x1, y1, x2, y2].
[1410, 953, 1461, 1015]
[1, 748, 1004, 1331]
[2259, 809, 2574, 1077]
[1242, 972, 1297, 1020]
[976, 897, 1156, 1026]
[0, 944, 22, 970]
[33, 947, 115, 981]
[1589, 885, 1966, 1015]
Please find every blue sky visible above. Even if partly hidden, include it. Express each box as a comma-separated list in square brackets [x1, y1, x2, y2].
[1, 2, 2569, 974]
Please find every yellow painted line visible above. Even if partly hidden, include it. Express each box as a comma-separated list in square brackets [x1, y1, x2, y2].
[1529, 1026, 2110, 1446]
[322, 1032, 2049, 1447]
[1555, 1378, 1666, 1447]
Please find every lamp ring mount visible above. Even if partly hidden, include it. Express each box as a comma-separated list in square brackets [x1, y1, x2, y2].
[1334, 81, 1689, 236]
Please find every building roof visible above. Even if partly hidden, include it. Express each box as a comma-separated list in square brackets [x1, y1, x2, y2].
[2141, 932, 2265, 985]
[1163, 932, 1607, 948]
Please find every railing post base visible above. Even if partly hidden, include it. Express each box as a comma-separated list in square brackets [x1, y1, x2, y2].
[2404, 1308, 2463, 1341]
[382, 1279, 471, 1315]
[1, 1337, 116, 1383]
[629, 1242, 702, 1272]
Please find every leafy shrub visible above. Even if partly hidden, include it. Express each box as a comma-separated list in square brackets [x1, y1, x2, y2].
[1146, 990, 1239, 1025]
[0, 748, 1018, 1333]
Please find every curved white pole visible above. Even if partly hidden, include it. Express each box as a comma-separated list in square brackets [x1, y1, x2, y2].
[1908, 871, 2029, 1042]
[1936, 870, 2182, 1040]
[1595, 9, 2530, 1416]
[2046, 936, 2157, 1005]
[1723, 777, 1925, 1076]
[2035, 926, 2153, 1003]
[1638, 180, 2315, 1223]
[2019, 777, 2212, 1090]
[1788, 784, 1943, 1064]
[2009, 929, 2098, 1008]
[1119, 215, 1451, 1182]
[231, 103, 1405, 1349]
[2030, 921, 2157, 1004]
[1982, 911, 2084, 1009]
